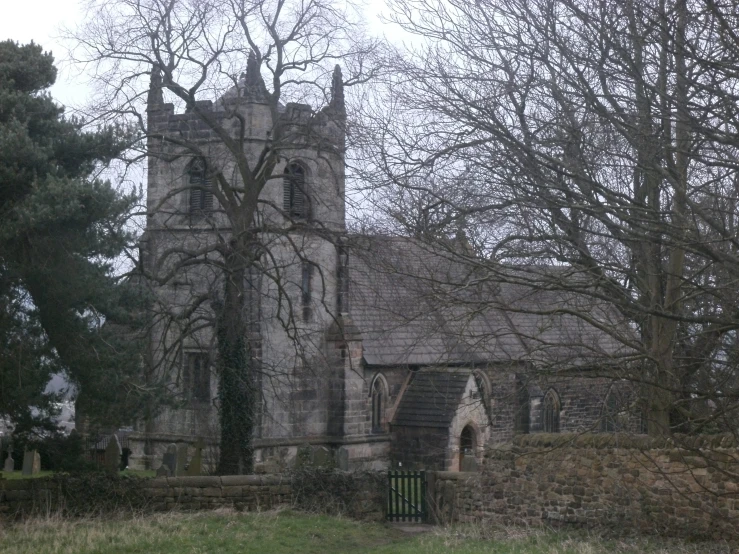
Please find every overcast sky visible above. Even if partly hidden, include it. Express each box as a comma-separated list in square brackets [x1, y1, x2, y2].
[2, 0, 393, 395]
[2, 0, 392, 112]
[1, 0, 90, 108]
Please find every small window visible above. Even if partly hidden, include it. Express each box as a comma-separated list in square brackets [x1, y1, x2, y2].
[184, 352, 211, 402]
[301, 262, 312, 321]
[283, 163, 308, 219]
[543, 389, 561, 433]
[371, 377, 384, 432]
[459, 424, 477, 471]
[601, 392, 619, 432]
[472, 372, 487, 401]
[639, 403, 649, 435]
[245, 264, 262, 335]
[336, 245, 349, 314]
[515, 381, 530, 434]
[188, 158, 213, 214]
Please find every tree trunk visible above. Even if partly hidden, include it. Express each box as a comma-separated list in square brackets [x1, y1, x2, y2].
[216, 243, 254, 475]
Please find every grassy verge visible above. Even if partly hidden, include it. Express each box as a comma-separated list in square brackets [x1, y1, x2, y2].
[0, 471, 55, 480]
[1, 469, 156, 480]
[0, 510, 733, 554]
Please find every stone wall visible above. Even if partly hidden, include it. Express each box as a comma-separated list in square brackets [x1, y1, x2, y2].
[430, 434, 739, 539]
[0, 470, 385, 521]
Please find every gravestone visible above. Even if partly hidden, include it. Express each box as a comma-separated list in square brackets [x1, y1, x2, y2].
[162, 443, 178, 476]
[460, 454, 478, 472]
[104, 435, 122, 472]
[21, 450, 40, 476]
[175, 444, 188, 477]
[312, 446, 332, 467]
[336, 447, 349, 471]
[185, 438, 204, 476]
[3, 450, 14, 472]
[293, 445, 311, 469]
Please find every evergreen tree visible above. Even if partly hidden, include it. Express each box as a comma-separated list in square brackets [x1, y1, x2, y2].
[0, 40, 148, 439]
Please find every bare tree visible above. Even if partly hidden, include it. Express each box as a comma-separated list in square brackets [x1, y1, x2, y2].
[356, 0, 739, 437]
[70, 0, 378, 473]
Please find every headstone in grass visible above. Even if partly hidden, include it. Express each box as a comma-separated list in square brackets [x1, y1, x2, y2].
[337, 447, 349, 471]
[162, 443, 178, 476]
[104, 435, 122, 473]
[3, 450, 14, 472]
[460, 454, 478, 472]
[21, 450, 40, 476]
[176, 444, 188, 476]
[185, 438, 204, 476]
[312, 446, 333, 467]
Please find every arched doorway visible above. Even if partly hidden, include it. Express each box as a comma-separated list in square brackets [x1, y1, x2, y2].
[459, 425, 476, 470]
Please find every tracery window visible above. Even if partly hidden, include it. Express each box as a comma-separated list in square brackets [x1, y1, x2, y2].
[543, 389, 561, 433]
[184, 351, 210, 402]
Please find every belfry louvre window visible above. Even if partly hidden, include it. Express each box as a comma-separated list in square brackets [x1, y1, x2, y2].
[188, 158, 213, 213]
[184, 351, 211, 402]
[283, 163, 307, 219]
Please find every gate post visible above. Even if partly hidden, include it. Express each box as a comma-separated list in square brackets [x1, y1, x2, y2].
[425, 471, 438, 524]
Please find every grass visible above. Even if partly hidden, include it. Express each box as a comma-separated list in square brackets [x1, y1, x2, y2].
[0, 510, 733, 554]
[1, 469, 156, 480]
[1, 470, 55, 480]
[120, 469, 156, 478]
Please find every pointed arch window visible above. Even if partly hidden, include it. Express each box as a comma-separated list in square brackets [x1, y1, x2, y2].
[283, 162, 308, 219]
[184, 351, 211, 402]
[336, 244, 349, 314]
[472, 371, 489, 402]
[301, 261, 313, 322]
[188, 158, 213, 214]
[601, 391, 619, 432]
[639, 402, 649, 435]
[543, 389, 561, 433]
[459, 424, 477, 471]
[515, 380, 531, 434]
[371, 375, 386, 432]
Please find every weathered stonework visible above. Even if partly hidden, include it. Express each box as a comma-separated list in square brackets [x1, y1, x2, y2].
[122, 60, 640, 474]
[430, 435, 739, 539]
[125, 64, 395, 472]
[0, 471, 385, 521]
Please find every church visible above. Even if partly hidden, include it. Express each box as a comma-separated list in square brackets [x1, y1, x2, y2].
[127, 60, 638, 473]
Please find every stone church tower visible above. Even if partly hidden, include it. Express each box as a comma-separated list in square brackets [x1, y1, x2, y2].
[129, 58, 371, 471]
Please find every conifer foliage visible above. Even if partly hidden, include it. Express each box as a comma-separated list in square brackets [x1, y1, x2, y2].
[0, 41, 146, 438]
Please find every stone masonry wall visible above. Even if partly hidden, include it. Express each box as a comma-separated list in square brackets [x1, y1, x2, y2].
[0, 471, 385, 521]
[430, 434, 739, 539]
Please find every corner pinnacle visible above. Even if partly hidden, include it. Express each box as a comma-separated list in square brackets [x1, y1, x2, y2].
[330, 64, 345, 111]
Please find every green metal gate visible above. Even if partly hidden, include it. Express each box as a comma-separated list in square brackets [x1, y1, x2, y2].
[387, 470, 427, 522]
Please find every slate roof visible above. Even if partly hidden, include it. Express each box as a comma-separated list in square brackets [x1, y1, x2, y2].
[393, 370, 471, 428]
[345, 236, 632, 368]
